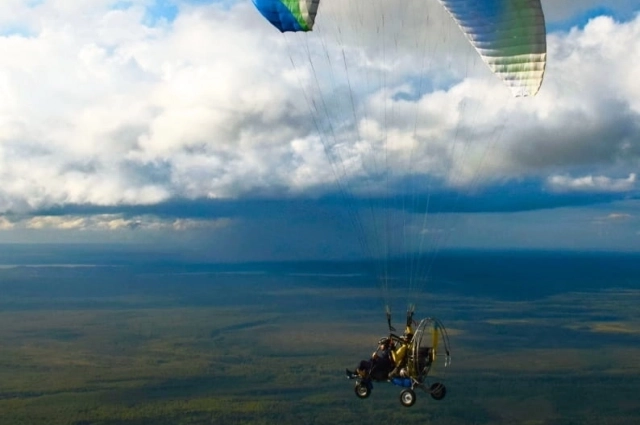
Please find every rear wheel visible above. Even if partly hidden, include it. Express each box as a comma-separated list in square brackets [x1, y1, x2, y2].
[430, 382, 446, 400]
[399, 389, 416, 407]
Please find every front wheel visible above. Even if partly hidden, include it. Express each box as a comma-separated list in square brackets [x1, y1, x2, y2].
[399, 389, 416, 407]
[430, 382, 446, 400]
[354, 382, 371, 399]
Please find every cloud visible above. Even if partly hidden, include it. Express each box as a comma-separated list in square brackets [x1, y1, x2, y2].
[604, 213, 633, 220]
[590, 212, 635, 226]
[547, 173, 636, 193]
[0, 1, 639, 219]
[25, 215, 88, 230]
[0, 216, 14, 229]
[13, 213, 232, 232]
[542, 0, 639, 28]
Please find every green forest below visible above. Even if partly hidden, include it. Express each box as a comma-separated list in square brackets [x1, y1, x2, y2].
[1, 262, 639, 425]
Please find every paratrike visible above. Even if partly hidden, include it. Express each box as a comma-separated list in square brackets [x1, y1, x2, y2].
[346, 317, 451, 407]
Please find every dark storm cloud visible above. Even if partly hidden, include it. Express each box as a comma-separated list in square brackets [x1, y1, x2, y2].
[27, 179, 637, 222]
[506, 99, 640, 172]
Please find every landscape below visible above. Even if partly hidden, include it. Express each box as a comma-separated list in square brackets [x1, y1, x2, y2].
[0, 246, 639, 425]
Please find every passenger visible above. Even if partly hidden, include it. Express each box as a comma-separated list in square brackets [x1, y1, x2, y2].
[347, 311, 416, 380]
[347, 337, 394, 380]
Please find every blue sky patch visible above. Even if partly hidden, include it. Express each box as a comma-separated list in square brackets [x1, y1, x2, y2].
[109, 0, 178, 26]
[142, 0, 179, 26]
[0, 25, 36, 38]
[111, 0, 133, 10]
[546, 6, 634, 33]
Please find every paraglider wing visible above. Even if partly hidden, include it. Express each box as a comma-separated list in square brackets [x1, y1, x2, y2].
[438, 0, 547, 96]
[252, 0, 320, 32]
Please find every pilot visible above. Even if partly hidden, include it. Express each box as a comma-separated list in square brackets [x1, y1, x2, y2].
[388, 322, 414, 378]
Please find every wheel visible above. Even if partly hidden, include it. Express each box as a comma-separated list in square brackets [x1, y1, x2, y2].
[399, 389, 416, 407]
[430, 382, 446, 400]
[354, 382, 371, 399]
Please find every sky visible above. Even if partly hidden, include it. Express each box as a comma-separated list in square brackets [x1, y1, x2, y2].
[0, 0, 639, 261]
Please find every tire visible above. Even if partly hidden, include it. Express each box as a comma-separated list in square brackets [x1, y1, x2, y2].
[430, 382, 446, 400]
[354, 382, 371, 399]
[399, 389, 416, 407]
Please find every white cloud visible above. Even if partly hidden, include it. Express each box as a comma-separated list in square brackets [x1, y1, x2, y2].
[25, 216, 86, 230]
[547, 173, 636, 192]
[0, 1, 639, 215]
[591, 212, 635, 225]
[13, 213, 232, 232]
[0, 216, 14, 229]
[605, 213, 633, 220]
